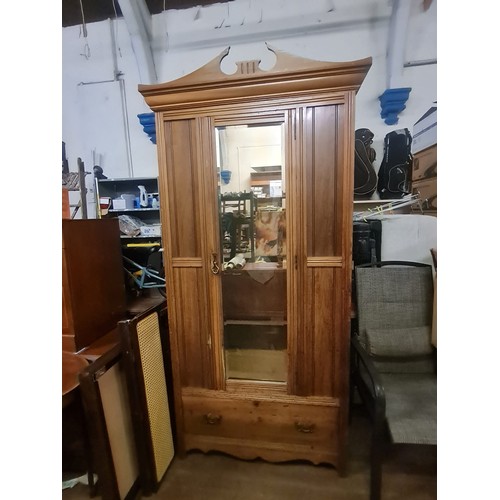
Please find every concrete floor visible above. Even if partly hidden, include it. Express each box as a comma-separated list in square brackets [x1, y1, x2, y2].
[62, 405, 436, 500]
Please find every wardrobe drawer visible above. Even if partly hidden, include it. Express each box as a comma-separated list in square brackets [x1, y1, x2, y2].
[182, 393, 338, 451]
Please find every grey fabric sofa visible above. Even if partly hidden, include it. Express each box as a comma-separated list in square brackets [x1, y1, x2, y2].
[350, 261, 437, 500]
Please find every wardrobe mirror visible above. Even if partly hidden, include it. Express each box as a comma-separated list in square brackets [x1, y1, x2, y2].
[215, 121, 288, 382]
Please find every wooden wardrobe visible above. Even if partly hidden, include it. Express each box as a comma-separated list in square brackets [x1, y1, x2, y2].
[139, 47, 371, 474]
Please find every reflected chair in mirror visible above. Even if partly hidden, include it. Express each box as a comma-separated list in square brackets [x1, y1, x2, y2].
[118, 301, 175, 496]
[350, 261, 437, 500]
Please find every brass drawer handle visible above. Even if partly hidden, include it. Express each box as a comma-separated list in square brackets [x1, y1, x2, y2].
[295, 421, 315, 433]
[204, 413, 222, 425]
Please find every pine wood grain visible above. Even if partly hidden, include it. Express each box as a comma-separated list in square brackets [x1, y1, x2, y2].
[139, 48, 370, 470]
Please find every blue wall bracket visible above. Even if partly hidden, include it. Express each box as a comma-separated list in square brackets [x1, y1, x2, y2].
[137, 112, 156, 144]
[220, 169, 232, 184]
[379, 87, 412, 125]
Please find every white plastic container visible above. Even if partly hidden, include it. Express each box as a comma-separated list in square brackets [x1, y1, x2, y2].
[121, 194, 136, 209]
[140, 225, 161, 237]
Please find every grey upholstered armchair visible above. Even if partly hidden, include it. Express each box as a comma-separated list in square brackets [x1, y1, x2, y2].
[350, 261, 437, 500]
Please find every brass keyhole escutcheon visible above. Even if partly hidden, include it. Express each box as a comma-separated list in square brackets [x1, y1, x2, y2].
[210, 253, 220, 275]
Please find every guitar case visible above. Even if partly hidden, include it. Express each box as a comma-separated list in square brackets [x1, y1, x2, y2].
[377, 128, 413, 200]
[354, 128, 378, 199]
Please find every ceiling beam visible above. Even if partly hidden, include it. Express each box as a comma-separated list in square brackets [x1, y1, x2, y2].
[378, 0, 413, 125]
[386, 0, 412, 89]
[117, 0, 158, 84]
[161, 6, 392, 51]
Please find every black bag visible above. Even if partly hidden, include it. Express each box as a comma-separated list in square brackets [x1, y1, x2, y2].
[354, 128, 378, 199]
[377, 128, 412, 200]
[352, 220, 382, 267]
[352, 219, 383, 304]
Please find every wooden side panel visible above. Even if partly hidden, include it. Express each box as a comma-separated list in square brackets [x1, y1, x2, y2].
[304, 105, 345, 257]
[292, 102, 350, 398]
[296, 267, 345, 397]
[164, 120, 202, 258]
[159, 117, 218, 392]
[173, 267, 213, 388]
[319, 268, 344, 397]
[310, 269, 336, 396]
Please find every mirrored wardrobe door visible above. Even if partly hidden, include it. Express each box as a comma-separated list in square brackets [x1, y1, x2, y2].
[214, 120, 288, 383]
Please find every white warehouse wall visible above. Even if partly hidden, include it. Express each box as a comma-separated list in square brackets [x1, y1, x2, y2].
[62, 0, 436, 217]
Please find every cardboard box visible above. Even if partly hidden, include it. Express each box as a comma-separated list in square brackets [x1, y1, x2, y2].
[412, 144, 437, 182]
[412, 104, 437, 154]
[412, 177, 437, 212]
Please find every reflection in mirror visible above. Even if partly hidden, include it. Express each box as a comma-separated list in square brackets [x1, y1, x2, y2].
[216, 123, 286, 265]
[215, 122, 288, 383]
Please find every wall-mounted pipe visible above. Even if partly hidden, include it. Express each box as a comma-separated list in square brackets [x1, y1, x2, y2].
[404, 58, 437, 68]
[109, 19, 135, 177]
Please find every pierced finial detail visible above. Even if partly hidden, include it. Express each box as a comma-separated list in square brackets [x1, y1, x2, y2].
[236, 60, 259, 75]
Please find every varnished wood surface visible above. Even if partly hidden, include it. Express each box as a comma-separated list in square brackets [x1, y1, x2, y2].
[159, 115, 219, 394]
[182, 389, 339, 466]
[164, 119, 202, 258]
[62, 189, 70, 219]
[139, 47, 371, 113]
[62, 351, 89, 397]
[78, 327, 120, 362]
[127, 292, 166, 316]
[140, 48, 370, 470]
[304, 104, 344, 257]
[222, 269, 286, 321]
[62, 219, 127, 352]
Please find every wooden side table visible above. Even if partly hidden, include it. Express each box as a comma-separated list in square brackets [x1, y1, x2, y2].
[62, 351, 89, 407]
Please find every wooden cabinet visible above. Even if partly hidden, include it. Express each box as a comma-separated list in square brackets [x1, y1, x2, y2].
[62, 219, 127, 352]
[139, 47, 371, 473]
